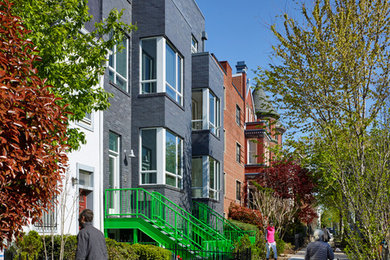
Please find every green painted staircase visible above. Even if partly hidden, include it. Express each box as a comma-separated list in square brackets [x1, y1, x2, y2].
[192, 201, 256, 244]
[104, 188, 233, 258]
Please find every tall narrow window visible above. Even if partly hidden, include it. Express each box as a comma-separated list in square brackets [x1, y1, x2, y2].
[209, 157, 220, 200]
[236, 181, 241, 202]
[109, 132, 120, 190]
[191, 90, 203, 130]
[191, 36, 198, 53]
[191, 88, 220, 136]
[248, 140, 257, 164]
[140, 129, 157, 184]
[236, 143, 241, 163]
[165, 130, 183, 188]
[141, 39, 157, 94]
[191, 156, 220, 200]
[166, 43, 183, 104]
[236, 105, 241, 126]
[209, 91, 220, 136]
[109, 38, 128, 91]
[191, 157, 203, 198]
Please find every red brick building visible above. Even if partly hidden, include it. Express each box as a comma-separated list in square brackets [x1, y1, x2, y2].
[220, 61, 247, 215]
[221, 61, 285, 215]
[244, 86, 285, 205]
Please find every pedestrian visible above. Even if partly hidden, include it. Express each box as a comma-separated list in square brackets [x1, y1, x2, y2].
[265, 220, 277, 260]
[321, 225, 331, 243]
[75, 209, 108, 260]
[305, 229, 334, 260]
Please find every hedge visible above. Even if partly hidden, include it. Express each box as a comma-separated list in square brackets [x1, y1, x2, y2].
[8, 231, 171, 260]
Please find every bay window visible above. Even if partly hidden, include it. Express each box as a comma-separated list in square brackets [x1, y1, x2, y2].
[140, 38, 183, 105]
[191, 88, 220, 136]
[140, 128, 183, 188]
[191, 156, 220, 200]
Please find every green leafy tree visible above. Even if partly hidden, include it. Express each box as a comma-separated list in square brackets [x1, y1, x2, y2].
[12, 0, 136, 150]
[256, 0, 390, 258]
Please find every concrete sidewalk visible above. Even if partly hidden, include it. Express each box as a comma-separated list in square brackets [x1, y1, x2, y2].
[282, 247, 349, 260]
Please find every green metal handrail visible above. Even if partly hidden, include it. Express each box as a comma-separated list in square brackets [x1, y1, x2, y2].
[192, 201, 257, 242]
[104, 188, 232, 253]
[151, 192, 232, 246]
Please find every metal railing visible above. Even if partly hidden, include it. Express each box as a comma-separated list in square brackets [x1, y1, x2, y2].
[192, 201, 257, 243]
[104, 188, 233, 254]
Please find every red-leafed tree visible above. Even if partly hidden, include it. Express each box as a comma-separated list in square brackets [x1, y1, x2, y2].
[0, 0, 68, 245]
[248, 160, 317, 232]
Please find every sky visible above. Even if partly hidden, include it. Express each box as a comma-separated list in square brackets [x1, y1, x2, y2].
[195, 0, 313, 88]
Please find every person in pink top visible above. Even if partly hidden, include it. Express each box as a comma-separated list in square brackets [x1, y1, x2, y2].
[265, 221, 277, 260]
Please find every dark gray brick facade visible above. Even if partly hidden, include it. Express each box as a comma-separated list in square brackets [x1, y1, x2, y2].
[90, 0, 224, 215]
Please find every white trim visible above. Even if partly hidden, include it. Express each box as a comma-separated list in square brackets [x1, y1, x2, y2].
[247, 139, 258, 165]
[158, 38, 165, 93]
[108, 38, 129, 92]
[202, 156, 208, 198]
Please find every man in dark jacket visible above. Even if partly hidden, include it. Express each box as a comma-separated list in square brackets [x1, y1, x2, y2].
[305, 229, 334, 260]
[75, 209, 108, 260]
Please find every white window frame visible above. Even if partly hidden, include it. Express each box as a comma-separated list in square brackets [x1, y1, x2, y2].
[247, 139, 257, 165]
[191, 88, 221, 137]
[209, 157, 220, 200]
[165, 130, 183, 188]
[108, 38, 129, 92]
[191, 155, 220, 201]
[139, 37, 183, 105]
[139, 128, 183, 188]
[191, 35, 198, 53]
[108, 132, 120, 190]
[165, 42, 183, 105]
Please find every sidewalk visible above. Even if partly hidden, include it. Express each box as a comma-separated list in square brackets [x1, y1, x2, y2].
[281, 247, 349, 260]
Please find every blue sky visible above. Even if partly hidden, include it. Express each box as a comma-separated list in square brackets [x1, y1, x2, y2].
[196, 0, 312, 88]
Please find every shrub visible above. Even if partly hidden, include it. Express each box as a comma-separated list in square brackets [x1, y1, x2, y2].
[37, 234, 78, 260]
[275, 232, 285, 257]
[228, 203, 263, 229]
[229, 219, 259, 234]
[105, 238, 137, 260]
[131, 243, 171, 260]
[16, 231, 42, 260]
[252, 230, 266, 260]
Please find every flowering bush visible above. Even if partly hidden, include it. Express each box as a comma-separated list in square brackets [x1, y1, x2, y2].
[228, 203, 263, 230]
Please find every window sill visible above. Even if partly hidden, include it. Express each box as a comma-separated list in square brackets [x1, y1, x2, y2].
[75, 120, 94, 132]
[139, 184, 183, 193]
[109, 81, 130, 97]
